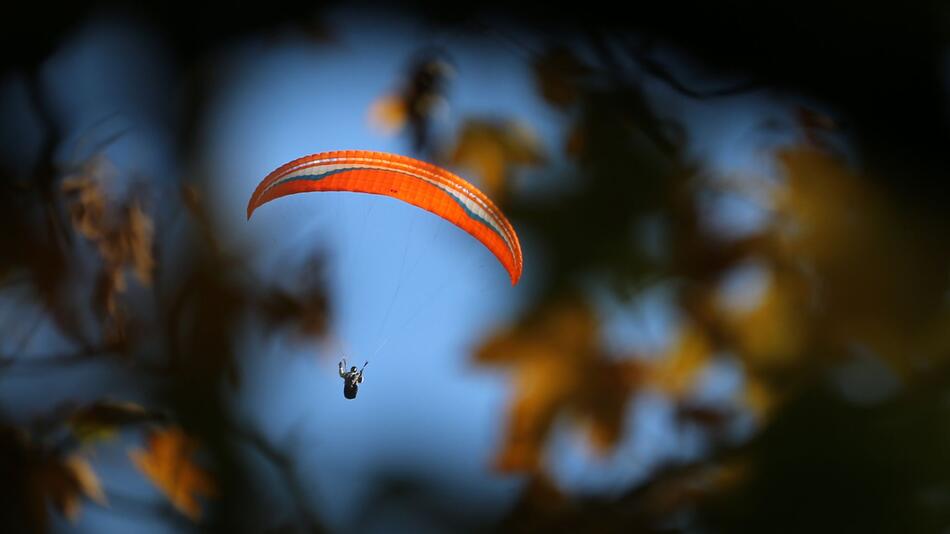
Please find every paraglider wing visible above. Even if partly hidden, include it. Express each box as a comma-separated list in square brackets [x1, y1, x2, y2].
[247, 150, 523, 284]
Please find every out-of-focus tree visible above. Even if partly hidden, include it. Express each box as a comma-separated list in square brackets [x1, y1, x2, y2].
[2, 1, 950, 533]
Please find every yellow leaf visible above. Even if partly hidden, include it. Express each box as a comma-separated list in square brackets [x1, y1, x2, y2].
[772, 146, 950, 372]
[449, 119, 544, 200]
[724, 271, 810, 372]
[130, 427, 217, 520]
[476, 297, 642, 472]
[368, 94, 408, 134]
[649, 324, 712, 397]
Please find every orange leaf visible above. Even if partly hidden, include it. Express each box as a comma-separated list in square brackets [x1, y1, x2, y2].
[368, 94, 408, 134]
[32, 454, 106, 523]
[130, 427, 217, 520]
[65, 456, 107, 507]
[124, 201, 154, 286]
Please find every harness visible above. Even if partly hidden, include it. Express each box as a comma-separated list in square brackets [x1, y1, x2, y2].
[343, 371, 362, 399]
[339, 360, 368, 399]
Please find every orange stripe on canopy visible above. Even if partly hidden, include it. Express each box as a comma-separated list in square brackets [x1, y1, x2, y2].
[247, 150, 523, 285]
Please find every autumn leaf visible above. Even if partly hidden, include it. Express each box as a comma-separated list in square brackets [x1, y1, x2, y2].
[772, 146, 950, 372]
[476, 297, 642, 472]
[369, 94, 408, 134]
[61, 155, 115, 241]
[449, 119, 544, 201]
[31, 454, 107, 523]
[130, 427, 217, 520]
[64, 456, 107, 508]
[62, 159, 155, 343]
[720, 269, 811, 372]
[647, 324, 712, 398]
[93, 200, 154, 285]
[62, 157, 155, 286]
[61, 176, 107, 241]
[124, 201, 154, 286]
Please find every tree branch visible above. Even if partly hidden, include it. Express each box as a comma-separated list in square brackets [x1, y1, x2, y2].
[625, 38, 762, 99]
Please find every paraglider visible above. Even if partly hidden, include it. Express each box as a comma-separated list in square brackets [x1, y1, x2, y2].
[248, 150, 523, 399]
[338, 359, 367, 399]
[246, 150, 523, 284]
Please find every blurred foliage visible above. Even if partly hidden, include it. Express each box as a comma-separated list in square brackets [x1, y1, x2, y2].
[448, 118, 545, 201]
[130, 427, 218, 520]
[476, 297, 643, 471]
[369, 50, 455, 154]
[61, 156, 155, 345]
[2, 1, 950, 532]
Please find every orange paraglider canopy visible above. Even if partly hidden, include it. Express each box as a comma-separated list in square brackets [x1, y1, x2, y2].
[247, 150, 523, 284]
